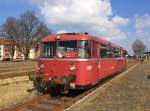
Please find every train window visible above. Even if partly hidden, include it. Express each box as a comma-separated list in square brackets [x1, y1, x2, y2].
[113, 49, 121, 58]
[100, 44, 108, 58]
[57, 40, 77, 58]
[42, 41, 57, 58]
[107, 46, 114, 58]
[78, 41, 91, 58]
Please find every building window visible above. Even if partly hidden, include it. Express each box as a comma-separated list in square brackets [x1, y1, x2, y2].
[5, 54, 10, 56]
[18, 54, 22, 56]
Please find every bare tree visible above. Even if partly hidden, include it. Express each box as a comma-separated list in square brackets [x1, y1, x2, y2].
[3, 17, 20, 60]
[34, 22, 51, 57]
[2, 10, 51, 61]
[132, 39, 146, 56]
[18, 10, 51, 60]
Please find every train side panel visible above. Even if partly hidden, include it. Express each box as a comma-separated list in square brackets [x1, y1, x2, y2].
[38, 59, 99, 87]
[98, 58, 126, 80]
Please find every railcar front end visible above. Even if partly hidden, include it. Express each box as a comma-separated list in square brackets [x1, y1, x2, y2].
[31, 36, 98, 95]
[29, 33, 127, 95]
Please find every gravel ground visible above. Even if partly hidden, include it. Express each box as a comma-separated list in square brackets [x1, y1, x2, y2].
[0, 61, 37, 110]
[81, 61, 150, 111]
[0, 81, 35, 110]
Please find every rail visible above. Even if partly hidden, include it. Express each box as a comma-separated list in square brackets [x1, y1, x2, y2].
[0, 71, 35, 79]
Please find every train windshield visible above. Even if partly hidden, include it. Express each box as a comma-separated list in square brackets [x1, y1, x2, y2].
[57, 40, 78, 58]
[41, 40, 91, 58]
[42, 41, 57, 58]
[57, 40, 91, 58]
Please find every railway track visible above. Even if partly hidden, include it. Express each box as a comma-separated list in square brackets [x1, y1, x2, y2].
[0, 71, 35, 79]
[0, 61, 36, 86]
[0, 67, 35, 73]
[0, 71, 35, 86]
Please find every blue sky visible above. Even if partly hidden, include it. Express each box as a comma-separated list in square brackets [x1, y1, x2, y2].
[111, 0, 150, 17]
[0, 0, 150, 55]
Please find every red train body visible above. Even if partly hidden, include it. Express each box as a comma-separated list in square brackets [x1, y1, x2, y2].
[31, 33, 127, 94]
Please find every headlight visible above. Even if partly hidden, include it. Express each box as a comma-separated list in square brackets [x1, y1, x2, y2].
[56, 34, 61, 40]
[40, 64, 44, 68]
[69, 64, 76, 71]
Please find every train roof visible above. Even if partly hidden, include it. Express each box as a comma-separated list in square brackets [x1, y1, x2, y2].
[42, 33, 126, 51]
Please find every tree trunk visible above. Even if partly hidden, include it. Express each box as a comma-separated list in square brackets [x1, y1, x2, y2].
[25, 54, 28, 61]
[10, 45, 15, 61]
[24, 45, 30, 61]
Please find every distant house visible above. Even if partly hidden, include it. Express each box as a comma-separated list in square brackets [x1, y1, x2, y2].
[0, 38, 40, 61]
[141, 51, 150, 59]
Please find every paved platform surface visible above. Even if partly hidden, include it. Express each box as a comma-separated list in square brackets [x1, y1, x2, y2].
[81, 62, 150, 111]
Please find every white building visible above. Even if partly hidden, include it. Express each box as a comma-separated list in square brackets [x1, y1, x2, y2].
[29, 48, 36, 59]
[0, 45, 4, 59]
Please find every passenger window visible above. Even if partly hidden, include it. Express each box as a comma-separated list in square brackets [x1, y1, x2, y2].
[107, 46, 114, 58]
[78, 41, 91, 58]
[42, 42, 57, 58]
[113, 48, 121, 58]
[100, 44, 107, 58]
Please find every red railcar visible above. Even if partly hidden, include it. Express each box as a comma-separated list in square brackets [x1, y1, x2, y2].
[30, 33, 127, 95]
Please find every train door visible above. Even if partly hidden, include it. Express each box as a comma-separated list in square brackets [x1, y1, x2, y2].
[98, 44, 109, 79]
[91, 41, 99, 83]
